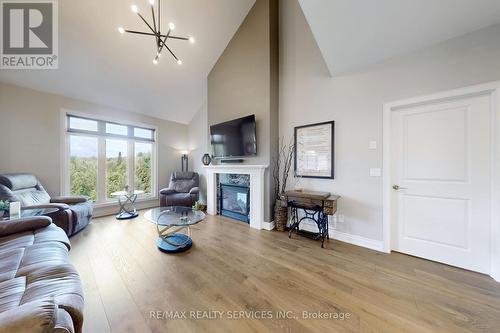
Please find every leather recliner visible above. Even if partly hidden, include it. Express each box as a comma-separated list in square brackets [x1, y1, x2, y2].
[160, 172, 199, 207]
[0, 173, 92, 236]
[0, 216, 84, 333]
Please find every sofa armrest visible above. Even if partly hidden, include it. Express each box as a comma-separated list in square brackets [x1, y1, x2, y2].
[189, 187, 199, 195]
[160, 188, 176, 195]
[24, 203, 70, 211]
[0, 299, 56, 333]
[0, 216, 52, 237]
[51, 196, 88, 205]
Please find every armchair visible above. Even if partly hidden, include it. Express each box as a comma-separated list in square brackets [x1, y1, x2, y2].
[0, 173, 92, 236]
[160, 172, 199, 207]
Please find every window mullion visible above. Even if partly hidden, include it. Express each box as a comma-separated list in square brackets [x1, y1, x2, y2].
[128, 140, 135, 192]
[97, 137, 106, 203]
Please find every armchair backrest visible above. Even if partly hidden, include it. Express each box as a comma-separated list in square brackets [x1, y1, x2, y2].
[0, 173, 51, 206]
[169, 172, 199, 193]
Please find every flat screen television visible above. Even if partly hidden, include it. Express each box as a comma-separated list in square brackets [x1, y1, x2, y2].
[210, 115, 257, 159]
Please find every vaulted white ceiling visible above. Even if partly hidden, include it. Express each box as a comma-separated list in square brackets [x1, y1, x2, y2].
[0, 0, 255, 124]
[298, 0, 500, 76]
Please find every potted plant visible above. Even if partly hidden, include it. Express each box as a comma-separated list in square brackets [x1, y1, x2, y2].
[192, 200, 207, 213]
[0, 200, 10, 218]
[272, 140, 294, 231]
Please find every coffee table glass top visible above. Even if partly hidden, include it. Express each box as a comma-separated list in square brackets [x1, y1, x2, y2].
[2, 207, 59, 221]
[145, 206, 205, 227]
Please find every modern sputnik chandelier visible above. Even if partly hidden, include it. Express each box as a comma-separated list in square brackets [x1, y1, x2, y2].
[118, 0, 195, 65]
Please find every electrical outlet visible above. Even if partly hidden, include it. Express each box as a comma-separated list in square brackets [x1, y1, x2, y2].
[369, 141, 377, 150]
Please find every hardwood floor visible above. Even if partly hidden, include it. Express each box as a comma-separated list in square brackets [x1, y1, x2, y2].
[69, 211, 500, 333]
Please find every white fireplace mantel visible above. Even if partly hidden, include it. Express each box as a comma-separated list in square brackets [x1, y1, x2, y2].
[203, 164, 268, 230]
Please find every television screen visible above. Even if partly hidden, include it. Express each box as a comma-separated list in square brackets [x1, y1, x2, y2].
[210, 115, 257, 158]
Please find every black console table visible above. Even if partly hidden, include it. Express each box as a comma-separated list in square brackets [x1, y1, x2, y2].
[283, 190, 340, 248]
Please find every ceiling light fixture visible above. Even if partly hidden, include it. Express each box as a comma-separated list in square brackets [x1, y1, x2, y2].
[119, 0, 195, 65]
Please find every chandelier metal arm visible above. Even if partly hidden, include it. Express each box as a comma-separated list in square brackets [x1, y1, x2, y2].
[125, 29, 157, 37]
[158, 0, 161, 34]
[151, 5, 157, 33]
[167, 35, 189, 41]
[137, 12, 157, 36]
[156, 30, 170, 56]
[158, 38, 179, 61]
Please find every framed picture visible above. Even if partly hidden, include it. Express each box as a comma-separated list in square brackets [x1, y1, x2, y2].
[294, 121, 334, 179]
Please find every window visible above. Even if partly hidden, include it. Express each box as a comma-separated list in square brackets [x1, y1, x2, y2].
[65, 114, 156, 204]
[106, 123, 128, 136]
[106, 139, 128, 199]
[69, 136, 98, 200]
[135, 142, 153, 195]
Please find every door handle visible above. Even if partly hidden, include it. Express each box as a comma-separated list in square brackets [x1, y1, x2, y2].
[392, 185, 408, 190]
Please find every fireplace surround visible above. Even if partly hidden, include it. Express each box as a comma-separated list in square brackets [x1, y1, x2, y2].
[204, 164, 270, 230]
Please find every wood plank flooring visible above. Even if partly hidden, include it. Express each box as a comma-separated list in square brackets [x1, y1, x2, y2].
[69, 211, 500, 333]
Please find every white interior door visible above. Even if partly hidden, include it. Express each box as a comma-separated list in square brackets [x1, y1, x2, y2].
[391, 93, 491, 274]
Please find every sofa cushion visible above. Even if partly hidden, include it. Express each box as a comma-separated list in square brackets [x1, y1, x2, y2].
[0, 221, 83, 333]
[69, 202, 93, 235]
[0, 248, 25, 282]
[54, 308, 75, 333]
[0, 276, 26, 313]
[0, 298, 57, 333]
[0, 216, 52, 237]
[171, 171, 196, 180]
[168, 172, 199, 194]
[0, 174, 38, 191]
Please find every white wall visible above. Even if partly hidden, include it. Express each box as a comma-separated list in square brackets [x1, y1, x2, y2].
[188, 100, 209, 203]
[280, 0, 500, 242]
[0, 83, 188, 204]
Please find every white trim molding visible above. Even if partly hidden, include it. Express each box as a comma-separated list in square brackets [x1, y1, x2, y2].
[204, 164, 268, 230]
[330, 230, 385, 252]
[383, 81, 500, 282]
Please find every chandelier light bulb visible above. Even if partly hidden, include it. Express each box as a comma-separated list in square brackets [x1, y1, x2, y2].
[177, 59, 182, 65]
[131, 4, 139, 13]
[149, 0, 154, 5]
[153, 58, 158, 64]
[157, 52, 161, 58]
[189, 37, 195, 44]
[169, 22, 175, 30]
[118, 27, 125, 34]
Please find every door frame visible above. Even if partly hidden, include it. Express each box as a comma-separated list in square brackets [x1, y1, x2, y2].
[382, 81, 500, 282]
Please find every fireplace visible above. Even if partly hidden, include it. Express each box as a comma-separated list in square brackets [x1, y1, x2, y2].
[217, 173, 250, 223]
[219, 184, 250, 222]
[204, 164, 268, 230]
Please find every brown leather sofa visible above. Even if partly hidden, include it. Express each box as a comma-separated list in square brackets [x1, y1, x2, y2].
[0, 174, 92, 236]
[160, 172, 199, 207]
[0, 216, 84, 333]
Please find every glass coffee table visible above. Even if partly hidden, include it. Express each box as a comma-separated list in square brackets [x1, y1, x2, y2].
[1, 207, 59, 221]
[144, 207, 205, 253]
[110, 190, 144, 220]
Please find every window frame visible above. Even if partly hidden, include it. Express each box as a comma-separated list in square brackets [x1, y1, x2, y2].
[61, 110, 158, 207]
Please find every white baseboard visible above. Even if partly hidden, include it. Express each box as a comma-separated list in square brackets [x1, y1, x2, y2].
[262, 220, 275, 231]
[329, 230, 384, 252]
[287, 219, 384, 252]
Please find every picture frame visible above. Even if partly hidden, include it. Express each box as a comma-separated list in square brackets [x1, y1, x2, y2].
[294, 120, 335, 179]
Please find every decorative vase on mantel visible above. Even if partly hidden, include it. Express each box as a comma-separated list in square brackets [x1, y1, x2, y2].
[274, 196, 288, 232]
